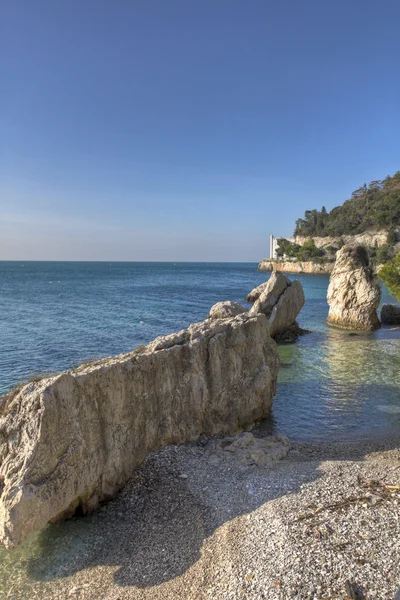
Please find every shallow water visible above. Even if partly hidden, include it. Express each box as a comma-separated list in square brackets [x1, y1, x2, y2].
[1, 261, 399, 441]
[0, 262, 399, 594]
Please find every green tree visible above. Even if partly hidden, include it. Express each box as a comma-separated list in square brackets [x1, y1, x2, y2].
[376, 244, 391, 264]
[293, 169, 400, 238]
[387, 228, 397, 245]
[378, 251, 400, 300]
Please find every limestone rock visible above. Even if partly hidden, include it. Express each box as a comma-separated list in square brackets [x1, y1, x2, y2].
[249, 271, 306, 339]
[381, 304, 400, 325]
[326, 245, 381, 331]
[208, 301, 247, 320]
[0, 312, 279, 549]
[216, 431, 290, 466]
[245, 281, 269, 302]
[295, 229, 399, 251]
[249, 271, 289, 318]
[258, 259, 333, 275]
[273, 321, 311, 344]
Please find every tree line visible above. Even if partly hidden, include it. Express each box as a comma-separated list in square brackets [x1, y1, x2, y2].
[294, 171, 400, 238]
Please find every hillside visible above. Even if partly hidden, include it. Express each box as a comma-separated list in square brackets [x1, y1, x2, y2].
[294, 171, 400, 238]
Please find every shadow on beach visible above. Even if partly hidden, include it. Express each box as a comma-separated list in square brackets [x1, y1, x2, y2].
[1, 431, 397, 600]
[2, 435, 324, 597]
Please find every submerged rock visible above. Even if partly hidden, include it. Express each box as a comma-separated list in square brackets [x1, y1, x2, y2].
[0, 312, 279, 549]
[215, 431, 290, 467]
[326, 245, 381, 331]
[273, 321, 311, 344]
[381, 304, 400, 325]
[248, 271, 306, 340]
[208, 301, 247, 319]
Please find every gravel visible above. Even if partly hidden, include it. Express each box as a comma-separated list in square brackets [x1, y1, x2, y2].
[2, 435, 399, 600]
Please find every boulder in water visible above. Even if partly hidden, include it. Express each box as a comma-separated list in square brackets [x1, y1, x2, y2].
[248, 271, 306, 339]
[326, 245, 381, 331]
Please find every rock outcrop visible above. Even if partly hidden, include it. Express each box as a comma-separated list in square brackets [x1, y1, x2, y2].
[0, 312, 279, 549]
[245, 281, 269, 303]
[295, 229, 400, 251]
[249, 271, 306, 339]
[258, 259, 333, 275]
[326, 245, 381, 331]
[208, 301, 247, 319]
[381, 304, 400, 325]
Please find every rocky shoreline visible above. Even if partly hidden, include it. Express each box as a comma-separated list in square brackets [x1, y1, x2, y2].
[258, 259, 334, 275]
[1, 263, 399, 599]
[1, 273, 307, 550]
[3, 433, 399, 600]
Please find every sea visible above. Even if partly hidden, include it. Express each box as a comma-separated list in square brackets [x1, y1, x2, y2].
[1, 260, 400, 594]
[1, 260, 400, 442]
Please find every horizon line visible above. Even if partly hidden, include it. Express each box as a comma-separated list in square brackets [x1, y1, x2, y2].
[0, 259, 262, 264]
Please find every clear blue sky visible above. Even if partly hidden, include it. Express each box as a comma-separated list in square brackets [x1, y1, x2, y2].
[1, 0, 399, 261]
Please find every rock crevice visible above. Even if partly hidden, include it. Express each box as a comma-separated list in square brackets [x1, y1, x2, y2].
[247, 271, 306, 340]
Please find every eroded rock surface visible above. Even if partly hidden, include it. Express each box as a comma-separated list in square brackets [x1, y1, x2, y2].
[213, 431, 290, 467]
[0, 312, 279, 549]
[248, 271, 306, 339]
[245, 281, 269, 302]
[258, 260, 333, 275]
[381, 304, 400, 325]
[327, 245, 381, 331]
[208, 301, 247, 320]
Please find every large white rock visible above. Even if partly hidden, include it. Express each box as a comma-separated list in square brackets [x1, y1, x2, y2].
[326, 245, 381, 330]
[0, 312, 279, 549]
[249, 271, 305, 338]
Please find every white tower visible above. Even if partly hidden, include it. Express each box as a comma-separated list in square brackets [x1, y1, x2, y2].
[269, 234, 276, 258]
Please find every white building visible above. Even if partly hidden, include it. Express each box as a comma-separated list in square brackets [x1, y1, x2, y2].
[269, 234, 295, 259]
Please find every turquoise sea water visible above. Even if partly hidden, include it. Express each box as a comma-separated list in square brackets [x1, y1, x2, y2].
[1, 261, 399, 441]
[0, 261, 400, 598]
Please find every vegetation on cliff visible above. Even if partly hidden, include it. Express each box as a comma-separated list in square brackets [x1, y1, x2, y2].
[378, 251, 400, 300]
[294, 171, 400, 237]
[275, 238, 332, 263]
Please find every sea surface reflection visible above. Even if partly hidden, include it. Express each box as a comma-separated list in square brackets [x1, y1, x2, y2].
[272, 275, 400, 440]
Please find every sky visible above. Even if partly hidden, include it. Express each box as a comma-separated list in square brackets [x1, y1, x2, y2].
[1, 0, 400, 261]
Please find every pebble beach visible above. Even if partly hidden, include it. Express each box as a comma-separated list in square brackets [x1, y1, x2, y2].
[3, 435, 399, 600]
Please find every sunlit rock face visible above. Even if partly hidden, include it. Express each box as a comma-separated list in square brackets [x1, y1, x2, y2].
[258, 260, 333, 275]
[0, 312, 279, 549]
[327, 245, 381, 331]
[208, 301, 247, 319]
[248, 271, 306, 339]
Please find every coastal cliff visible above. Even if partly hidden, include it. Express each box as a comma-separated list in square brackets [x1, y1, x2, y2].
[295, 229, 399, 250]
[258, 259, 333, 275]
[0, 311, 279, 549]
